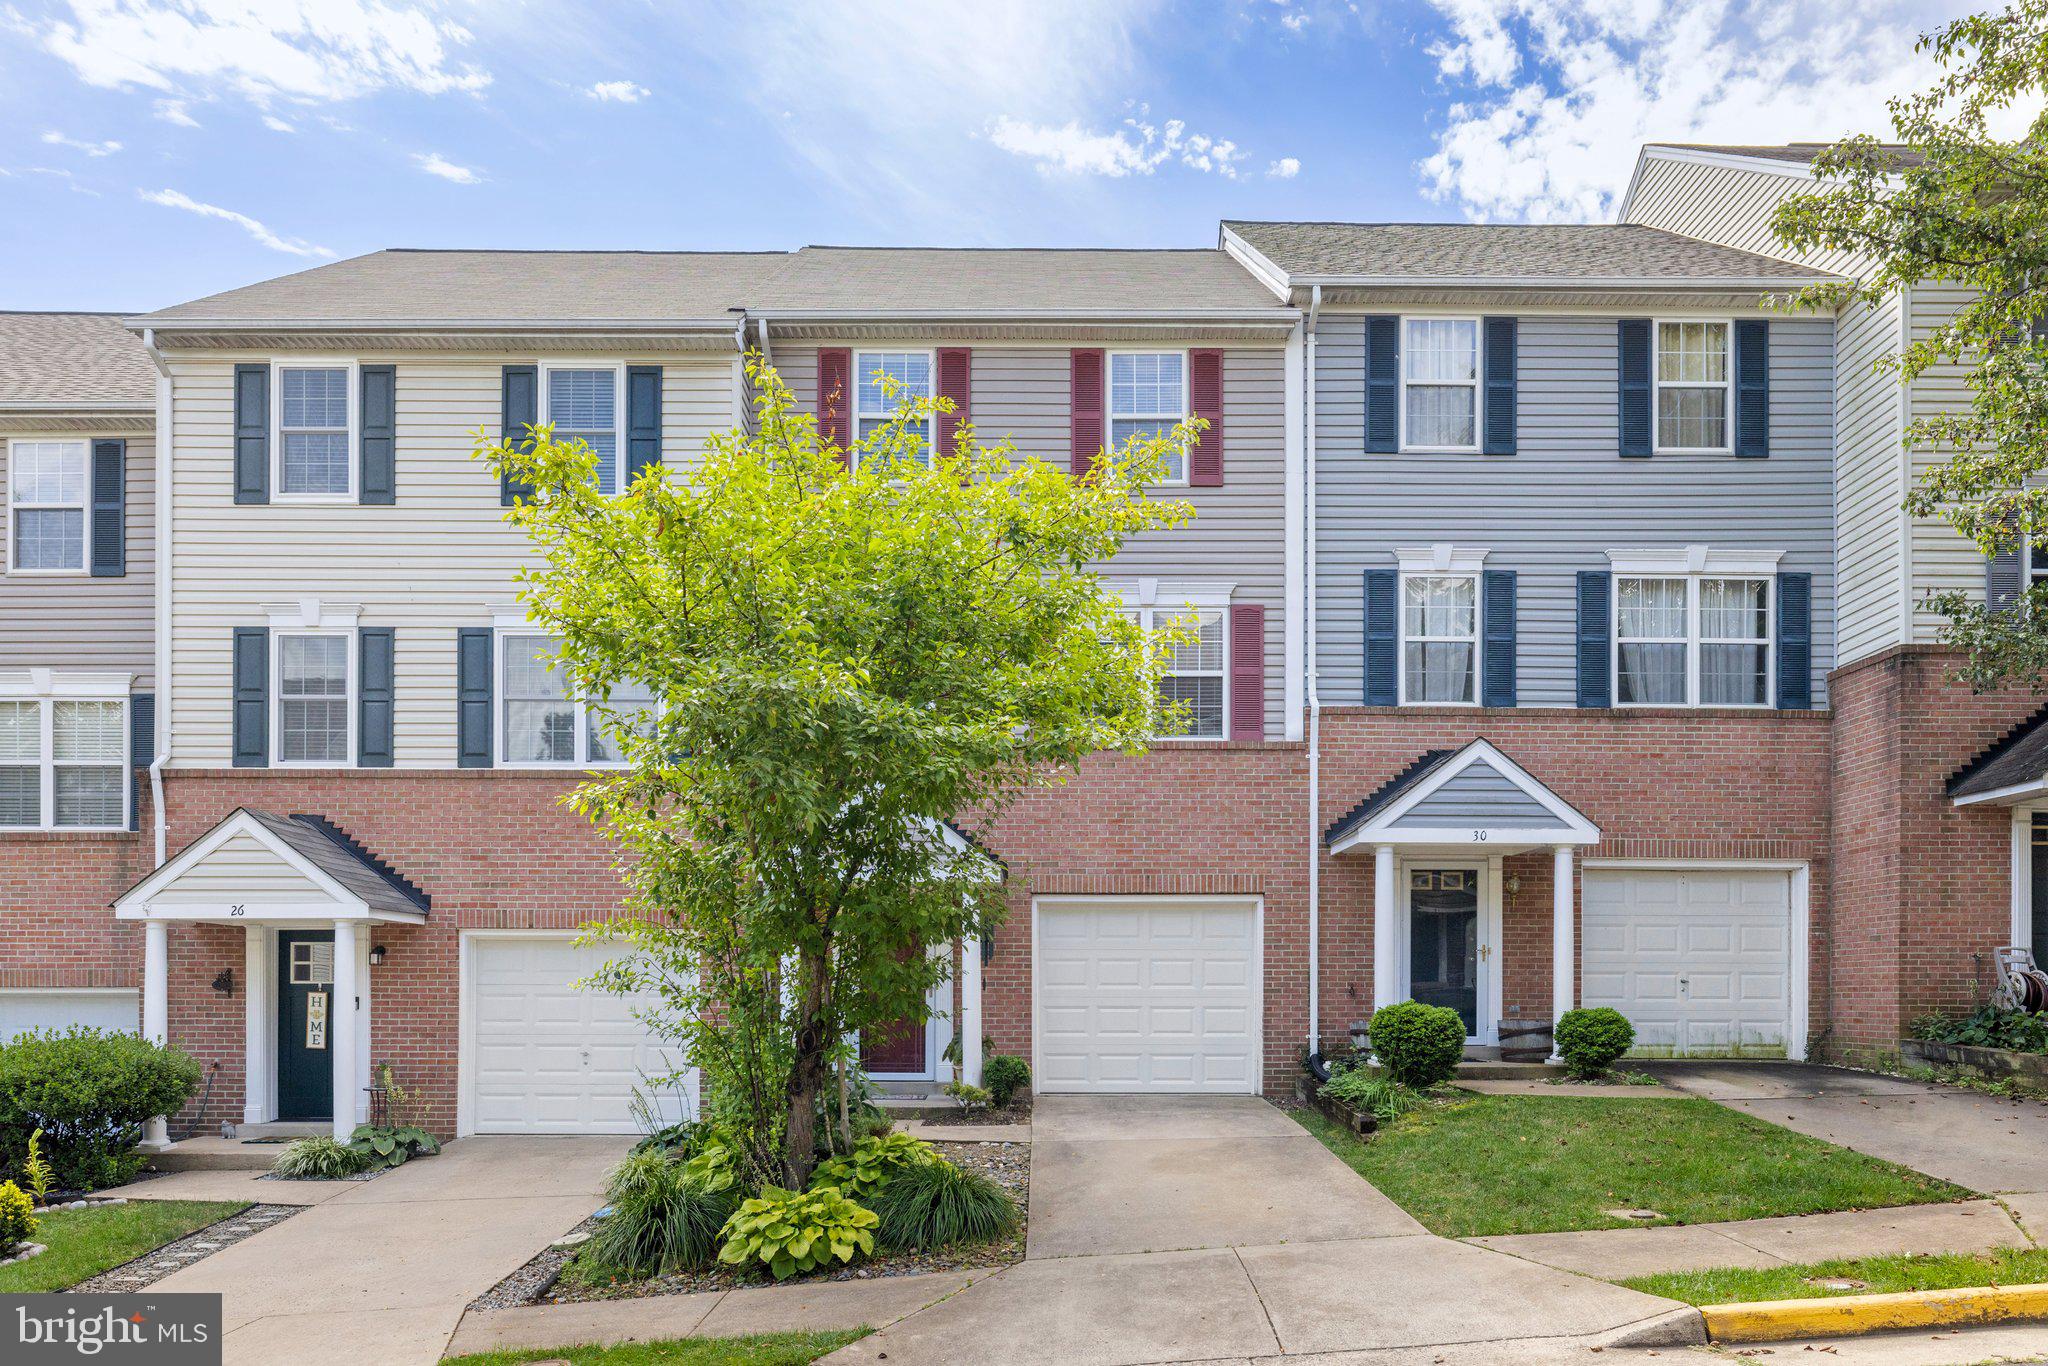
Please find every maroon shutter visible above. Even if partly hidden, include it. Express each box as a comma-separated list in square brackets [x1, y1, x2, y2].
[1070, 348, 1104, 478]
[1228, 602, 1264, 742]
[1189, 348, 1224, 486]
[936, 347, 971, 458]
[817, 347, 852, 461]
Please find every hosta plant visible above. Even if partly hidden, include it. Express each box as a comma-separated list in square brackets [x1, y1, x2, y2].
[808, 1131, 934, 1203]
[682, 1133, 747, 1194]
[717, 1184, 878, 1281]
[347, 1124, 440, 1170]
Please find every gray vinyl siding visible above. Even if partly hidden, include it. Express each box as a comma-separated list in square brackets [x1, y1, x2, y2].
[0, 428, 155, 685]
[1388, 763, 1557, 828]
[1623, 156, 1876, 278]
[1905, 284, 1983, 642]
[1315, 312, 1835, 707]
[777, 344, 1290, 738]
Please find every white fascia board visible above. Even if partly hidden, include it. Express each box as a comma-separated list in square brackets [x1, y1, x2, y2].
[126, 317, 739, 334]
[1328, 826, 1595, 856]
[1330, 738, 1601, 854]
[0, 400, 155, 412]
[1286, 273, 1833, 291]
[115, 807, 371, 920]
[1218, 226, 1298, 304]
[1954, 777, 2048, 808]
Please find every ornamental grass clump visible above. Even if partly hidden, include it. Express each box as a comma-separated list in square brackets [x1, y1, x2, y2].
[1319, 1068, 1425, 1125]
[271, 1136, 372, 1180]
[871, 1157, 1019, 1251]
[582, 1148, 740, 1278]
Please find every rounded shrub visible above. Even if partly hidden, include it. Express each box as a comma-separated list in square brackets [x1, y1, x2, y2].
[981, 1055, 1030, 1108]
[0, 1029, 202, 1192]
[1554, 1007, 1635, 1079]
[581, 1148, 740, 1278]
[871, 1157, 1019, 1251]
[0, 1181, 37, 1254]
[1366, 1002, 1465, 1089]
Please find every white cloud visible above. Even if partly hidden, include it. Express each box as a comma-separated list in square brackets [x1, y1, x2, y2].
[138, 188, 334, 258]
[26, 0, 490, 106]
[412, 151, 481, 184]
[1417, 0, 1961, 223]
[988, 112, 1256, 179]
[586, 79, 648, 103]
[40, 129, 121, 156]
[262, 114, 295, 133]
[153, 98, 200, 127]
[1268, 156, 1301, 179]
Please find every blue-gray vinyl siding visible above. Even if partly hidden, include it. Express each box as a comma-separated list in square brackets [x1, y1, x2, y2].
[1386, 762, 1563, 829]
[1314, 313, 1835, 707]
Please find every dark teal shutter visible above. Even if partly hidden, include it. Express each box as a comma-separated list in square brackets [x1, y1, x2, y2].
[456, 627, 493, 768]
[127, 691, 154, 833]
[1988, 544, 2024, 613]
[90, 438, 124, 577]
[1735, 320, 1769, 458]
[358, 627, 394, 767]
[1482, 569, 1517, 707]
[1482, 317, 1516, 456]
[232, 628, 268, 768]
[626, 365, 663, 486]
[1617, 319, 1651, 458]
[500, 365, 538, 506]
[1365, 316, 1399, 454]
[1576, 571, 1612, 708]
[233, 363, 269, 504]
[1776, 572, 1812, 709]
[1363, 568, 1398, 705]
[360, 365, 396, 504]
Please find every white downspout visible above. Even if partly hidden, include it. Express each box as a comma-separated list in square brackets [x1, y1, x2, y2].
[1304, 285, 1323, 1054]
[140, 329, 172, 867]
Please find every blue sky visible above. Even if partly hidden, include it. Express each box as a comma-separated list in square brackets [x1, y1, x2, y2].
[0, 0, 1971, 312]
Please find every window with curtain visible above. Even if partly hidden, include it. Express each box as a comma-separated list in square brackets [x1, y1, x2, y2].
[1402, 318, 1479, 450]
[1615, 574, 1771, 706]
[1699, 577, 1770, 705]
[1654, 322, 1730, 451]
[1401, 574, 1477, 704]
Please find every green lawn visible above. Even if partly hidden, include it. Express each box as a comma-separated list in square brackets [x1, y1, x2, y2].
[0, 1199, 248, 1292]
[1622, 1248, 2048, 1305]
[1294, 1095, 1968, 1238]
[443, 1330, 870, 1366]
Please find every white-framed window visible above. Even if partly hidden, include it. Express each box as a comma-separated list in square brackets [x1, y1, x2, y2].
[1613, 564, 1773, 708]
[1653, 320, 1732, 453]
[273, 631, 353, 765]
[496, 630, 649, 767]
[1400, 317, 1480, 452]
[853, 351, 932, 467]
[1108, 351, 1188, 483]
[1400, 573, 1479, 705]
[541, 363, 625, 493]
[0, 684, 128, 831]
[1121, 605, 1227, 740]
[7, 438, 89, 574]
[273, 362, 356, 499]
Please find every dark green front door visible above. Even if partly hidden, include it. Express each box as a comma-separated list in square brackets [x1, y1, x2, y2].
[277, 931, 335, 1122]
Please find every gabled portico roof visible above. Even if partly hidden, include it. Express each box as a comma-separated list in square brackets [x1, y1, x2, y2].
[1325, 739, 1600, 855]
[115, 808, 429, 923]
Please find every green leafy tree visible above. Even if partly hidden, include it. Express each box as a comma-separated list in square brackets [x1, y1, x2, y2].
[482, 358, 1194, 1184]
[1772, 0, 2048, 688]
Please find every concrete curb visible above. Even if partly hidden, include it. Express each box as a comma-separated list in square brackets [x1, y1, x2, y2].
[1702, 1282, 2048, 1343]
[1595, 1305, 1708, 1347]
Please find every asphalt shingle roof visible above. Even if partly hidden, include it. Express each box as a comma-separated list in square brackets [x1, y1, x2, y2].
[247, 810, 431, 917]
[0, 312, 155, 407]
[1221, 221, 1829, 283]
[1323, 749, 1458, 846]
[750, 247, 1286, 313]
[1948, 706, 2048, 802]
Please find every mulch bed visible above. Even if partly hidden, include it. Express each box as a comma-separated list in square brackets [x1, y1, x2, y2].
[470, 1139, 1029, 1310]
[911, 1098, 1032, 1127]
[71, 1205, 302, 1293]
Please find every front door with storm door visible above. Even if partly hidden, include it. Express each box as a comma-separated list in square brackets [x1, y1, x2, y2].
[277, 931, 336, 1121]
[1407, 867, 1484, 1041]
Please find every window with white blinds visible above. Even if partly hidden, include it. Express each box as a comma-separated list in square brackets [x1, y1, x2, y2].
[0, 696, 126, 830]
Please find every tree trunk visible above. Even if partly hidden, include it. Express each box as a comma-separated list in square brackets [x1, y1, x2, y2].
[781, 947, 831, 1188]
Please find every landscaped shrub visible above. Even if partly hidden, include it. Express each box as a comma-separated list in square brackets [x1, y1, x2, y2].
[1912, 1005, 2048, 1053]
[581, 1148, 740, 1278]
[982, 1055, 1030, 1108]
[1554, 1007, 1636, 1079]
[1366, 1002, 1465, 1089]
[1319, 1069, 1424, 1124]
[808, 1131, 934, 1204]
[346, 1124, 440, 1170]
[717, 1184, 878, 1280]
[0, 1181, 37, 1254]
[271, 1136, 373, 1180]
[943, 1081, 993, 1112]
[0, 1028, 202, 1191]
[872, 1157, 1019, 1251]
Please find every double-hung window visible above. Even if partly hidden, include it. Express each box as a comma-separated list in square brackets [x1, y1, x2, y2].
[0, 692, 127, 830]
[1109, 352, 1188, 483]
[853, 352, 931, 467]
[8, 439, 88, 573]
[1123, 604, 1226, 739]
[1614, 571, 1772, 707]
[498, 631, 649, 766]
[1401, 318, 1479, 452]
[542, 365, 623, 493]
[274, 632, 353, 764]
[275, 364, 354, 498]
[1400, 573, 1478, 705]
[1654, 321, 1731, 453]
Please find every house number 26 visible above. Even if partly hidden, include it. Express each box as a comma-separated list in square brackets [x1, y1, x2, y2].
[229, 905, 246, 916]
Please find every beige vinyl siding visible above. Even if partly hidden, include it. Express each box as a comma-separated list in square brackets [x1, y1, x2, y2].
[150, 831, 328, 904]
[1623, 156, 1876, 279]
[0, 427, 155, 685]
[775, 343, 1290, 738]
[166, 354, 735, 766]
[1832, 294, 1908, 664]
[1905, 284, 1984, 641]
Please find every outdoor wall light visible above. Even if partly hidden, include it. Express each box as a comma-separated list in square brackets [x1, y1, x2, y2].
[1506, 875, 1522, 896]
[369, 945, 387, 967]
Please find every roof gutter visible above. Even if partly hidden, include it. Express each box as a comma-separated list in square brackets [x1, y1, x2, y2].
[138, 328, 172, 867]
[1280, 274, 1837, 290]
[123, 317, 742, 335]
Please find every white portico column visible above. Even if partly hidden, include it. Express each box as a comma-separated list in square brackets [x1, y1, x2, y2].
[243, 926, 271, 1125]
[1549, 844, 1575, 1062]
[1372, 844, 1401, 1012]
[961, 932, 984, 1087]
[141, 919, 170, 1149]
[331, 920, 360, 1140]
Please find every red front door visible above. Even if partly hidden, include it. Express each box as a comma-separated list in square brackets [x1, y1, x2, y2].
[861, 945, 929, 1075]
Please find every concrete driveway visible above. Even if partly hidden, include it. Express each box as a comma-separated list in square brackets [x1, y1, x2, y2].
[144, 1135, 625, 1366]
[826, 1095, 1690, 1366]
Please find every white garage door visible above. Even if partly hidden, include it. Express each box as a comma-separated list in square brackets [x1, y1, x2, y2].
[1582, 868, 1793, 1057]
[0, 990, 137, 1040]
[1036, 900, 1259, 1093]
[468, 935, 695, 1134]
